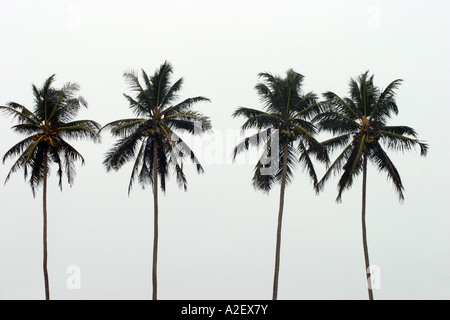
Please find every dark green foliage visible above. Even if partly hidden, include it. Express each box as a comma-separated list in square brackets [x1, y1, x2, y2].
[102, 61, 211, 194]
[232, 69, 329, 192]
[1, 74, 101, 196]
[316, 71, 428, 201]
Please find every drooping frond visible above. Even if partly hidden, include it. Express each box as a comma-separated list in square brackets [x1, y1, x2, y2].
[168, 131, 204, 174]
[317, 141, 354, 193]
[0, 104, 40, 125]
[252, 138, 297, 192]
[369, 141, 405, 201]
[298, 141, 319, 190]
[232, 128, 272, 160]
[336, 136, 366, 202]
[2, 136, 36, 165]
[103, 129, 144, 172]
[379, 130, 428, 156]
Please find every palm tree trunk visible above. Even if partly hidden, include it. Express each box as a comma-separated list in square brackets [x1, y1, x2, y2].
[272, 141, 288, 300]
[152, 141, 159, 300]
[43, 153, 50, 300]
[361, 153, 374, 300]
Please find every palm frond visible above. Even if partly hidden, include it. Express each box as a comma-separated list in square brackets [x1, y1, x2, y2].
[103, 129, 144, 171]
[232, 107, 281, 130]
[122, 93, 149, 117]
[370, 79, 402, 120]
[292, 95, 324, 120]
[169, 131, 204, 174]
[0, 104, 40, 125]
[47, 146, 64, 189]
[101, 118, 146, 137]
[379, 130, 428, 156]
[10, 123, 41, 135]
[370, 142, 405, 201]
[317, 141, 355, 193]
[315, 111, 360, 135]
[322, 91, 359, 119]
[127, 140, 146, 194]
[58, 120, 101, 142]
[381, 125, 418, 138]
[164, 111, 212, 134]
[298, 141, 319, 190]
[163, 96, 211, 117]
[28, 146, 47, 197]
[336, 136, 366, 202]
[232, 128, 271, 160]
[2, 136, 36, 164]
[319, 133, 353, 155]
[159, 77, 183, 110]
[147, 61, 173, 109]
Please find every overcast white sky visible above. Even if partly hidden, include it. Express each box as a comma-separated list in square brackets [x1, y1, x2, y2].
[0, 0, 449, 300]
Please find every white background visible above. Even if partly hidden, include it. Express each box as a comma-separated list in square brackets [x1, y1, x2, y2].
[0, 0, 449, 299]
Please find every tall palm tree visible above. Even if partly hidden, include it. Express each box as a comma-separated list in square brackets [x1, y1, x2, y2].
[315, 71, 428, 299]
[102, 61, 211, 300]
[232, 69, 328, 300]
[1, 74, 100, 300]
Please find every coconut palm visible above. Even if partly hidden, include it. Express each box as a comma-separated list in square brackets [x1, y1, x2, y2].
[315, 71, 428, 299]
[1, 74, 100, 300]
[232, 69, 328, 300]
[102, 61, 211, 300]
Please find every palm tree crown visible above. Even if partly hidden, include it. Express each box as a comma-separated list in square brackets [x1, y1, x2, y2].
[232, 69, 328, 191]
[103, 61, 212, 193]
[316, 71, 428, 201]
[1, 74, 100, 195]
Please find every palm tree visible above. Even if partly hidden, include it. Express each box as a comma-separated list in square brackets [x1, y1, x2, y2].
[315, 71, 428, 299]
[1, 74, 100, 300]
[102, 61, 211, 300]
[232, 69, 328, 300]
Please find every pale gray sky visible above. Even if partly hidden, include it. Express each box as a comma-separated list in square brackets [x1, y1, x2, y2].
[0, 0, 449, 299]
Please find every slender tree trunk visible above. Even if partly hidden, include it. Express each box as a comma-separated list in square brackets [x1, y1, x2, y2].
[43, 154, 50, 300]
[361, 153, 374, 300]
[152, 142, 159, 300]
[272, 141, 288, 300]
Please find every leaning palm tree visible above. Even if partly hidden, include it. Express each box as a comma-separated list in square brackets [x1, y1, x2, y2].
[102, 61, 211, 300]
[315, 71, 428, 299]
[1, 74, 100, 300]
[232, 69, 328, 300]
